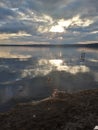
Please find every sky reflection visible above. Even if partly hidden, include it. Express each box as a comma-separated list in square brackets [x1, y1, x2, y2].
[0, 47, 98, 112]
[38, 59, 90, 75]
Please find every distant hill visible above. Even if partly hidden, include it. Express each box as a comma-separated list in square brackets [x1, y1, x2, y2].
[0, 43, 98, 48]
[82, 43, 98, 48]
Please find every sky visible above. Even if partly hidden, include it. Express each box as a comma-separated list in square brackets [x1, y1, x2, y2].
[0, 0, 98, 44]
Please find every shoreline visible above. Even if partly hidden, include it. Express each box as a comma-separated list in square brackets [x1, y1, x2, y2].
[0, 43, 98, 48]
[0, 88, 98, 130]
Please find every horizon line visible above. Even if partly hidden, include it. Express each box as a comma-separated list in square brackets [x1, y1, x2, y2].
[0, 43, 98, 48]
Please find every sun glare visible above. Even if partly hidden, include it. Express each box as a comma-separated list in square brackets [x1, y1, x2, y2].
[58, 19, 71, 28]
[49, 59, 63, 66]
[49, 15, 93, 33]
[50, 25, 65, 33]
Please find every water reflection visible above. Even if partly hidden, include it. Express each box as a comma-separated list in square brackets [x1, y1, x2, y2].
[0, 47, 98, 112]
[88, 59, 98, 63]
[0, 50, 31, 59]
[38, 59, 89, 75]
[49, 59, 63, 66]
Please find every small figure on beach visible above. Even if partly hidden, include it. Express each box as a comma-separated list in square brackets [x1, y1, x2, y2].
[80, 52, 85, 62]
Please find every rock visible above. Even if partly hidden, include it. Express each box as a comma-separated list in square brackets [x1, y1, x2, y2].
[94, 126, 98, 130]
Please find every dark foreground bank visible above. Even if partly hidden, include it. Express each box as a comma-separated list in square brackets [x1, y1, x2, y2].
[0, 89, 98, 130]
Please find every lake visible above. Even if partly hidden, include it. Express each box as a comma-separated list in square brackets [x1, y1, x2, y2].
[0, 46, 98, 112]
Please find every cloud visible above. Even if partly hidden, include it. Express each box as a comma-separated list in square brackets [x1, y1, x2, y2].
[0, 0, 98, 44]
[0, 32, 31, 40]
[0, 20, 33, 34]
[0, 7, 17, 20]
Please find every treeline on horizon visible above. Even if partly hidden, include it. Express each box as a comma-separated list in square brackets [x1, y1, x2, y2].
[0, 43, 98, 48]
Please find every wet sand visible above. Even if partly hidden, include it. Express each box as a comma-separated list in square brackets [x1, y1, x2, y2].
[0, 89, 98, 130]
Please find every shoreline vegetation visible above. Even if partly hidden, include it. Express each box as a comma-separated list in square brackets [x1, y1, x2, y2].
[0, 89, 98, 130]
[0, 43, 98, 48]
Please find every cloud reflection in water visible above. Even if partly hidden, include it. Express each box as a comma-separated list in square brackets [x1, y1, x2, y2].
[0, 51, 31, 59]
[20, 58, 90, 79]
[38, 59, 89, 74]
[0, 47, 98, 112]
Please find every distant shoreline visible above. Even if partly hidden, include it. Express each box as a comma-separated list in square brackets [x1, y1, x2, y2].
[0, 43, 98, 48]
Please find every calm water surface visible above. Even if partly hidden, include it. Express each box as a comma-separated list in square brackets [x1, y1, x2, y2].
[0, 47, 98, 111]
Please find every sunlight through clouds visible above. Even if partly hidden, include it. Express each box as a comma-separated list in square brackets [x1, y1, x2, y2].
[49, 15, 93, 33]
[71, 15, 93, 27]
[50, 25, 65, 33]
[0, 0, 98, 44]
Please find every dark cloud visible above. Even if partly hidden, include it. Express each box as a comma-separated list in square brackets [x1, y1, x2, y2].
[0, 7, 17, 20]
[0, 20, 36, 34]
[81, 33, 98, 41]
[53, 0, 97, 19]
[67, 21, 98, 34]
[0, 0, 97, 20]
[90, 0, 98, 11]
[0, 0, 23, 8]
